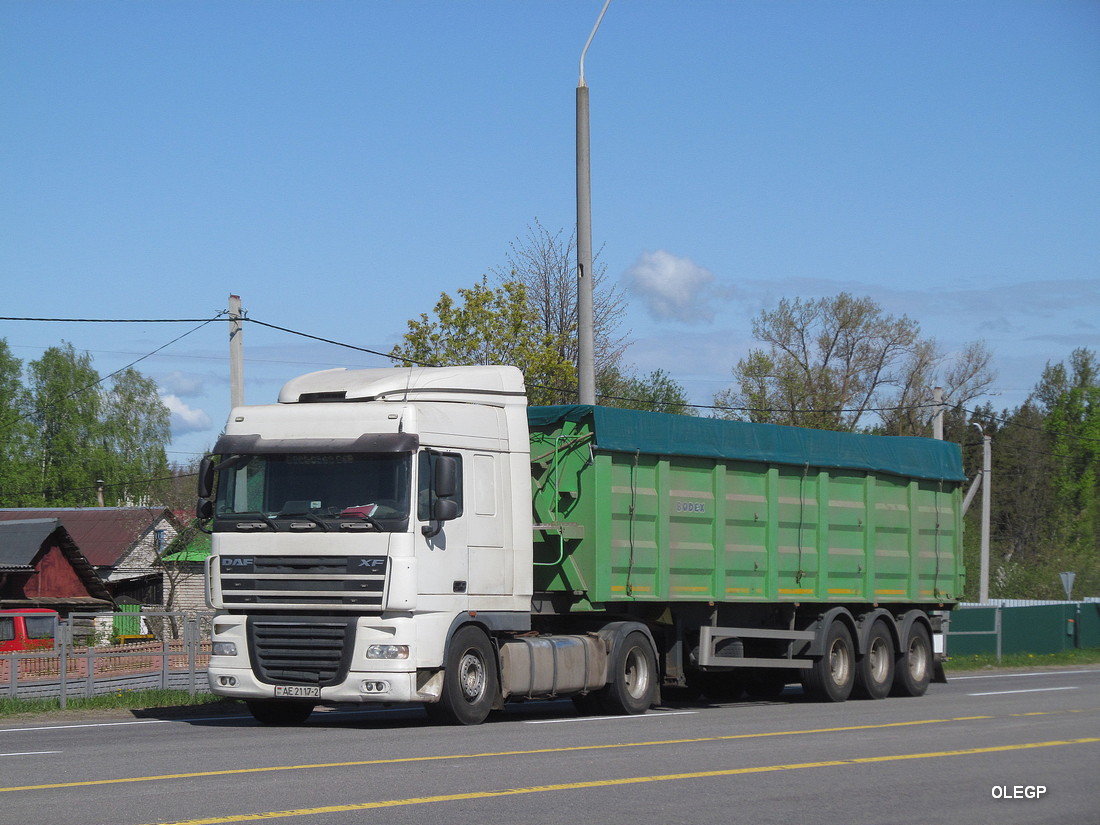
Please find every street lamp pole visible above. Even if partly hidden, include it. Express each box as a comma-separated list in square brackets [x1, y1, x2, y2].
[576, 0, 611, 405]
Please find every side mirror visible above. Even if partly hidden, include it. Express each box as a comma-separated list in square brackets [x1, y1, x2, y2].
[197, 456, 215, 499]
[434, 455, 458, 498]
[196, 498, 214, 521]
[433, 498, 459, 522]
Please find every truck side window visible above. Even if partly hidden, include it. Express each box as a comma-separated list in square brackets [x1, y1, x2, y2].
[418, 451, 463, 521]
[0, 618, 13, 643]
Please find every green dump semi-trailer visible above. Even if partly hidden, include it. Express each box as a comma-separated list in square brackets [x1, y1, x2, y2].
[201, 366, 964, 725]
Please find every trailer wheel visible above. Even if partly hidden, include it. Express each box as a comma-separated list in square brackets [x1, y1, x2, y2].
[245, 699, 314, 725]
[854, 621, 895, 700]
[598, 630, 657, 715]
[801, 621, 854, 702]
[892, 622, 932, 697]
[427, 625, 498, 726]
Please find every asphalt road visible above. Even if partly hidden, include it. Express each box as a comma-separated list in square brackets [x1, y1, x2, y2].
[1, 667, 1098, 825]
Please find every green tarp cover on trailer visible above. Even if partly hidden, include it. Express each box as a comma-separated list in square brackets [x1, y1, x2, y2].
[527, 405, 966, 483]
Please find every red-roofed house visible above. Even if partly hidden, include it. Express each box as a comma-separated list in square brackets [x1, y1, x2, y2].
[0, 518, 114, 613]
[0, 508, 183, 607]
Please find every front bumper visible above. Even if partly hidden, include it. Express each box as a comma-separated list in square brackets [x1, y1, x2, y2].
[207, 614, 443, 704]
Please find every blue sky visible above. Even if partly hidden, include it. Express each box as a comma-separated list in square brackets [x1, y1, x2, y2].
[3, 0, 1098, 462]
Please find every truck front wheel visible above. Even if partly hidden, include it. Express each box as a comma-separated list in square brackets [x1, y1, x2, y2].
[597, 630, 657, 715]
[427, 625, 498, 726]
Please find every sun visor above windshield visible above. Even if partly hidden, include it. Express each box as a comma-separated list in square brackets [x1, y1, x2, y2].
[213, 432, 419, 455]
[278, 365, 526, 403]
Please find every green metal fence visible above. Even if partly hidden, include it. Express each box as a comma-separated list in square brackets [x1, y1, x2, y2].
[947, 601, 1100, 660]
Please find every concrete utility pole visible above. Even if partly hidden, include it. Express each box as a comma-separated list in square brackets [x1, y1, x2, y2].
[576, 0, 611, 406]
[962, 422, 993, 602]
[932, 386, 944, 441]
[229, 294, 244, 409]
[978, 426, 992, 603]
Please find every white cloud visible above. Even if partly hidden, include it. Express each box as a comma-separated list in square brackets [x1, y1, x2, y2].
[624, 250, 727, 323]
[162, 394, 213, 435]
[158, 370, 207, 398]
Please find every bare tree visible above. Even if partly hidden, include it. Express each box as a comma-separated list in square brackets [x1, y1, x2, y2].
[714, 293, 995, 433]
[493, 219, 630, 402]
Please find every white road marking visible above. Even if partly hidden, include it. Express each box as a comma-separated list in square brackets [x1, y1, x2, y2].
[1, 750, 62, 757]
[968, 686, 1079, 696]
[524, 711, 699, 724]
[950, 669, 1099, 681]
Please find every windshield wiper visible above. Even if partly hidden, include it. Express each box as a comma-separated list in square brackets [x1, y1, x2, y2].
[336, 506, 384, 531]
[277, 511, 330, 531]
[228, 512, 279, 530]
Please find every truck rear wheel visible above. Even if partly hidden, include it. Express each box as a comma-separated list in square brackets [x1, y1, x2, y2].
[246, 699, 314, 725]
[892, 622, 932, 697]
[801, 621, 854, 702]
[427, 625, 498, 726]
[854, 621, 895, 700]
[597, 630, 657, 715]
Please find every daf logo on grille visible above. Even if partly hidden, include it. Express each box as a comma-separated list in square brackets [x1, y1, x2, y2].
[222, 557, 254, 567]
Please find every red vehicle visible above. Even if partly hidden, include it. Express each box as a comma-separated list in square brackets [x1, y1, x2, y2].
[0, 609, 59, 652]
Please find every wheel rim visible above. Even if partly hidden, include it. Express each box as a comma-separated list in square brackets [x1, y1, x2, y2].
[868, 637, 889, 684]
[908, 637, 929, 682]
[828, 637, 851, 686]
[623, 645, 651, 700]
[457, 650, 487, 703]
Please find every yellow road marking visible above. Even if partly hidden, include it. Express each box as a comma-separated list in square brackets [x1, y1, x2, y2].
[141, 737, 1100, 825]
[2, 708, 1094, 794]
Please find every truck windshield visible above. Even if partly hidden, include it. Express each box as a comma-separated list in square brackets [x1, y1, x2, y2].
[213, 453, 412, 529]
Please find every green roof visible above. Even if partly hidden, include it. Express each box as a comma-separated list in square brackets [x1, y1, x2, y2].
[527, 405, 967, 483]
[162, 533, 211, 563]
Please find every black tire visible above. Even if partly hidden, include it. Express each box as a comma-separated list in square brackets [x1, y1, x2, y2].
[426, 625, 498, 726]
[801, 621, 855, 702]
[854, 620, 895, 700]
[892, 622, 932, 697]
[246, 699, 314, 725]
[595, 630, 657, 715]
[743, 669, 788, 700]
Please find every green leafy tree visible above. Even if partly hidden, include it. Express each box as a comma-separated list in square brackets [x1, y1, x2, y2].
[957, 351, 1100, 600]
[103, 367, 172, 504]
[599, 367, 695, 415]
[0, 340, 36, 504]
[390, 277, 576, 406]
[1034, 348, 1100, 594]
[12, 343, 173, 507]
[28, 342, 107, 506]
[714, 293, 994, 433]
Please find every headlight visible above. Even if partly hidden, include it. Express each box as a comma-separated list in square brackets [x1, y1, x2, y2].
[366, 644, 409, 660]
[212, 642, 238, 656]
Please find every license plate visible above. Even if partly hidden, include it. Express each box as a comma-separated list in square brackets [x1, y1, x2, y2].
[274, 685, 320, 698]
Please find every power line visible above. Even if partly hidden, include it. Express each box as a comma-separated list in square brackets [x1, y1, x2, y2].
[0, 316, 224, 323]
[244, 317, 400, 363]
[0, 314, 225, 433]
